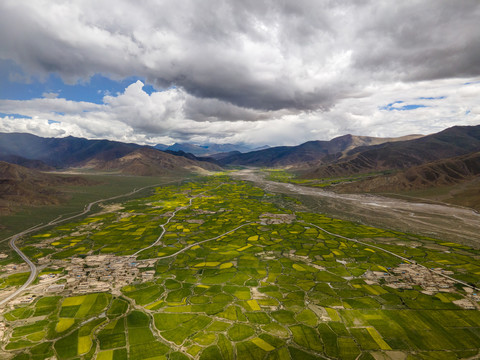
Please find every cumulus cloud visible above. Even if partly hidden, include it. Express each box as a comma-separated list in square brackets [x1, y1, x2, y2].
[42, 92, 59, 99]
[0, 1, 479, 145]
[1, 79, 479, 146]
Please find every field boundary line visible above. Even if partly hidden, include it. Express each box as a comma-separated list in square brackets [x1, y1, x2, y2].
[133, 182, 226, 256]
[308, 222, 480, 292]
[149, 222, 256, 261]
[0, 180, 180, 307]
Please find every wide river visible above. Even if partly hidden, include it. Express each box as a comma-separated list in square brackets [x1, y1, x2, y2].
[232, 170, 480, 247]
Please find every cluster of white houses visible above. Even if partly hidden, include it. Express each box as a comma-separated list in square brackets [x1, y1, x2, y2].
[364, 263, 479, 309]
[365, 263, 456, 291]
[58, 255, 156, 294]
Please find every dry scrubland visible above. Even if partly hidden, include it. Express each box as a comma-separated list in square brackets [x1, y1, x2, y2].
[1, 175, 480, 360]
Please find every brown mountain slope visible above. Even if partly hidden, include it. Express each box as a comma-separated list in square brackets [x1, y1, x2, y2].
[0, 132, 143, 168]
[302, 125, 480, 178]
[84, 147, 221, 176]
[220, 134, 423, 167]
[332, 134, 424, 158]
[0, 154, 54, 171]
[0, 161, 91, 215]
[334, 151, 480, 194]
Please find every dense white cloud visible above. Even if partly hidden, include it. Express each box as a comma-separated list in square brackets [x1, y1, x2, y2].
[1, 79, 479, 146]
[0, 1, 479, 145]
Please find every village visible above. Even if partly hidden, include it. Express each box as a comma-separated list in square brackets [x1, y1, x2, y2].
[364, 263, 480, 309]
[0, 254, 157, 307]
[2, 253, 479, 311]
[49, 255, 157, 294]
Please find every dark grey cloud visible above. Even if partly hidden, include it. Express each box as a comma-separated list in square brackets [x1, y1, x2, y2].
[353, 1, 480, 81]
[0, 0, 479, 137]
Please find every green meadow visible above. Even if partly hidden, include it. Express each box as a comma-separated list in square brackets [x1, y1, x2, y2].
[2, 175, 480, 359]
[263, 168, 392, 188]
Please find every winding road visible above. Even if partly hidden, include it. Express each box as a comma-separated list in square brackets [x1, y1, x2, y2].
[0, 181, 178, 307]
[3, 171, 479, 309]
[132, 204, 188, 257]
[153, 222, 255, 261]
[134, 182, 227, 257]
[0, 232, 40, 306]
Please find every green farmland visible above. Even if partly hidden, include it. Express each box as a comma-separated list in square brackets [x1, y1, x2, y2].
[1, 175, 480, 359]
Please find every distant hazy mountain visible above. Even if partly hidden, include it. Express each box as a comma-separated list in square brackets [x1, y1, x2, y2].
[0, 161, 90, 215]
[251, 145, 271, 151]
[303, 125, 480, 178]
[84, 147, 221, 176]
[155, 142, 267, 156]
[219, 134, 423, 167]
[162, 143, 208, 155]
[163, 150, 221, 166]
[208, 151, 242, 160]
[153, 143, 169, 151]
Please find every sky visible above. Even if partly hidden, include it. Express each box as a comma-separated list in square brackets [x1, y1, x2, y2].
[0, 1, 479, 147]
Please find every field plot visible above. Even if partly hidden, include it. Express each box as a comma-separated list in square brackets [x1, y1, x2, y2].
[2, 175, 480, 359]
[0, 272, 30, 290]
[127, 310, 170, 360]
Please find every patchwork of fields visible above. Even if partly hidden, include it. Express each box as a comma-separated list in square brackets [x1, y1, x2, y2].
[1, 175, 480, 359]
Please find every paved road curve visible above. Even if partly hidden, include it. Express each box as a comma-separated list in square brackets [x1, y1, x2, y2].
[0, 181, 178, 307]
[0, 231, 40, 306]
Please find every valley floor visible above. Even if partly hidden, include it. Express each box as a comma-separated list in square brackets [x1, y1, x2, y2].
[236, 169, 480, 248]
[1, 173, 480, 360]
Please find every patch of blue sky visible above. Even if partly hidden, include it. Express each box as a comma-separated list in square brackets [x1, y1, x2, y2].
[380, 101, 428, 111]
[418, 96, 446, 100]
[0, 59, 156, 103]
[398, 104, 427, 110]
[48, 120, 61, 124]
[386, 100, 404, 106]
[0, 112, 31, 119]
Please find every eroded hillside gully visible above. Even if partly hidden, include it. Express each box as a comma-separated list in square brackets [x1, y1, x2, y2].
[232, 169, 480, 247]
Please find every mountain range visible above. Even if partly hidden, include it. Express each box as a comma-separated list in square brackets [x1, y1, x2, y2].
[214, 124, 480, 208]
[0, 134, 222, 214]
[83, 147, 220, 176]
[218, 134, 423, 167]
[301, 125, 480, 179]
[155, 142, 269, 156]
[1, 124, 480, 210]
[0, 132, 220, 175]
[0, 133, 142, 169]
[2, 126, 480, 179]
[335, 151, 480, 192]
